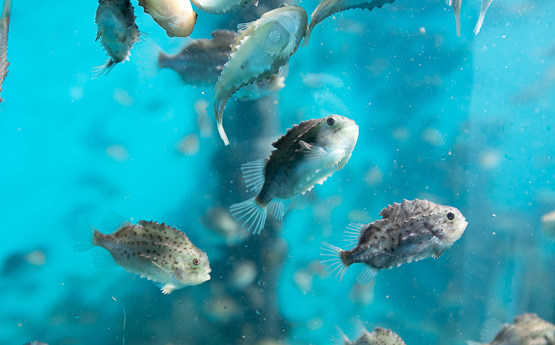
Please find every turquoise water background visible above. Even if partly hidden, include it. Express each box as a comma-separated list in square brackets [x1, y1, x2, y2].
[0, 0, 553, 344]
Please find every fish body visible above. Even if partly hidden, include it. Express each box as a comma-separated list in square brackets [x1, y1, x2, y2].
[191, 0, 258, 14]
[304, 0, 394, 46]
[541, 210, 555, 238]
[94, 0, 139, 77]
[234, 74, 285, 100]
[212, 4, 307, 145]
[335, 325, 406, 345]
[473, 0, 493, 35]
[322, 199, 468, 284]
[76, 217, 211, 294]
[138, 0, 197, 37]
[0, 0, 11, 102]
[230, 114, 359, 235]
[467, 313, 555, 345]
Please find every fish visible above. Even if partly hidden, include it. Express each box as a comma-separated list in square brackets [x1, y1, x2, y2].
[467, 313, 555, 345]
[473, 0, 493, 35]
[212, 4, 308, 145]
[303, 0, 395, 46]
[138, 0, 197, 37]
[541, 210, 555, 238]
[334, 323, 407, 345]
[322, 198, 468, 284]
[446, 0, 463, 37]
[94, 0, 140, 77]
[230, 114, 359, 235]
[75, 215, 211, 294]
[24, 342, 48, 345]
[190, 0, 258, 14]
[158, 29, 285, 99]
[0, 0, 11, 102]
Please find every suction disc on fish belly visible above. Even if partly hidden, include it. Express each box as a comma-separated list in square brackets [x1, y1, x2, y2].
[321, 199, 468, 284]
[74, 214, 211, 294]
[229, 114, 359, 235]
[211, 5, 308, 145]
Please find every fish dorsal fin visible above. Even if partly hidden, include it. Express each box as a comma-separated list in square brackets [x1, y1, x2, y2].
[480, 319, 504, 343]
[343, 222, 367, 248]
[100, 212, 132, 234]
[233, 21, 256, 53]
[138, 220, 188, 241]
[379, 199, 436, 222]
[240, 159, 268, 193]
[330, 326, 349, 345]
[271, 118, 320, 150]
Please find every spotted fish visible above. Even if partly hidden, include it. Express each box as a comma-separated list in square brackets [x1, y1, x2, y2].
[334, 323, 407, 345]
[322, 199, 468, 284]
[467, 313, 555, 345]
[212, 4, 307, 145]
[0, 0, 11, 102]
[75, 215, 211, 294]
[230, 114, 359, 235]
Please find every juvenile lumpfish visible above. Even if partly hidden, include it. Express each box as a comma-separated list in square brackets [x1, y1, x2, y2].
[230, 115, 359, 235]
[75, 216, 211, 294]
[94, 0, 140, 77]
[0, 0, 11, 102]
[473, 0, 493, 35]
[322, 199, 467, 284]
[335, 324, 407, 345]
[304, 0, 394, 46]
[212, 4, 307, 145]
[138, 0, 197, 37]
[191, 0, 258, 14]
[467, 313, 555, 345]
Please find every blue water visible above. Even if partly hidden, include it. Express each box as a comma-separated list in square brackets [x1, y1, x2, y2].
[1, 0, 553, 344]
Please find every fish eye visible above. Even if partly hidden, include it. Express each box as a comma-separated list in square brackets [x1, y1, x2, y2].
[193, 258, 200, 266]
[447, 212, 455, 221]
[326, 117, 335, 126]
[279, 3, 287, 7]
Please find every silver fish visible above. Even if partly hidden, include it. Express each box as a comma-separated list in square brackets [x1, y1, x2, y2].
[94, 0, 140, 77]
[75, 216, 211, 294]
[334, 324, 407, 345]
[138, 0, 197, 37]
[191, 0, 258, 14]
[322, 198, 468, 284]
[467, 313, 555, 345]
[0, 0, 11, 102]
[473, 0, 493, 35]
[212, 4, 307, 145]
[230, 114, 359, 235]
[304, 0, 394, 46]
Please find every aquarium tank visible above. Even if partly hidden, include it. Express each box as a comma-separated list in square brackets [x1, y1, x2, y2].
[0, 0, 553, 344]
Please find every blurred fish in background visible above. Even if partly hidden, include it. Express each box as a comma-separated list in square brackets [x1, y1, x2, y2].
[467, 313, 555, 345]
[138, 0, 197, 37]
[0, 0, 11, 102]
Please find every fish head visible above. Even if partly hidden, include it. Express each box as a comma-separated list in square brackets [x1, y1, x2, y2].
[426, 204, 468, 245]
[313, 114, 359, 153]
[173, 250, 211, 286]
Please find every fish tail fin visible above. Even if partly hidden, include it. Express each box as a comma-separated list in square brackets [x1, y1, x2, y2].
[210, 93, 230, 145]
[2, 0, 11, 20]
[92, 59, 116, 79]
[229, 197, 267, 235]
[74, 216, 100, 252]
[321, 242, 349, 281]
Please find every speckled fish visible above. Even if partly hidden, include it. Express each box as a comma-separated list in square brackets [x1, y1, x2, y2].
[334, 324, 407, 345]
[0, 0, 11, 102]
[75, 216, 211, 294]
[191, 0, 258, 14]
[473, 0, 493, 35]
[467, 313, 555, 345]
[230, 114, 359, 235]
[138, 0, 197, 37]
[322, 199, 467, 284]
[94, 0, 140, 77]
[303, 0, 394, 46]
[446, 0, 462, 36]
[212, 4, 307, 145]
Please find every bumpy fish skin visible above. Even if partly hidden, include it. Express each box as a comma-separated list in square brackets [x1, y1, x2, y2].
[191, 0, 258, 14]
[304, 0, 394, 46]
[77, 217, 211, 294]
[0, 0, 11, 103]
[94, 0, 140, 77]
[467, 313, 555, 345]
[230, 115, 359, 235]
[336, 325, 406, 345]
[322, 199, 468, 284]
[212, 4, 308, 145]
[138, 0, 197, 37]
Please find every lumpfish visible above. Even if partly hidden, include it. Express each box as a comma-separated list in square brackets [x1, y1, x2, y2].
[303, 0, 394, 46]
[467, 313, 555, 345]
[322, 198, 467, 284]
[190, 0, 258, 14]
[230, 114, 359, 235]
[212, 4, 308, 145]
[473, 0, 493, 35]
[334, 324, 407, 345]
[234, 74, 285, 100]
[75, 216, 211, 294]
[0, 0, 11, 102]
[138, 0, 197, 37]
[94, 0, 140, 77]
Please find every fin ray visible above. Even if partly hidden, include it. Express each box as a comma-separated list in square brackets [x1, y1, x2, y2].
[74, 216, 98, 252]
[241, 159, 267, 193]
[230, 197, 268, 235]
[267, 198, 292, 220]
[321, 242, 349, 281]
[355, 264, 378, 285]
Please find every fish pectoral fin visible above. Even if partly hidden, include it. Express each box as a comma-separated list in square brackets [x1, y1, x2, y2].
[159, 283, 177, 294]
[299, 141, 345, 167]
[240, 159, 268, 193]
